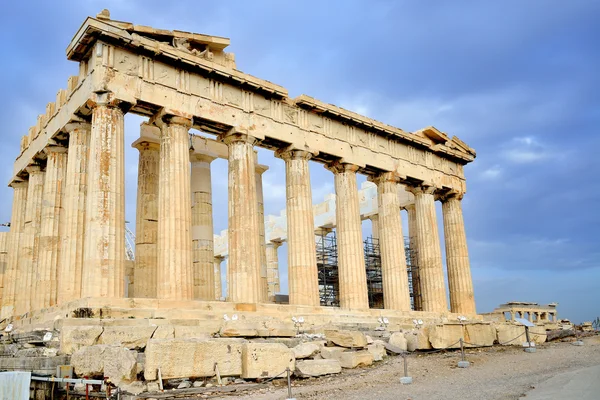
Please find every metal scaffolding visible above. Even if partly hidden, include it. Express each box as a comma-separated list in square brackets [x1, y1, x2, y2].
[315, 231, 421, 310]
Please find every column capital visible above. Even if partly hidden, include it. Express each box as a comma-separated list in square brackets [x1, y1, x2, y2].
[275, 146, 316, 161]
[407, 183, 437, 196]
[43, 145, 68, 155]
[371, 171, 403, 185]
[438, 190, 465, 202]
[9, 179, 28, 189]
[325, 160, 359, 174]
[214, 255, 226, 262]
[86, 92, 133, 112]
[191, 152, 217, 164]
[25, 164, 43, 175]
[64, 118, 91, 133]
[266, 240, 283, 249]
[403, 203, 416, 212]
[219, 128, 257, 146]
[132, 140, 160, 151]
[255, 163, 269, 175]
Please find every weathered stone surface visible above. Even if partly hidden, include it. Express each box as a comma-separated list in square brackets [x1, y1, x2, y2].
[241, 343, 295, 379]
[464, 324, 496, 347]
[60, 326, 103, 354]
[144, 338, 242, 380]
[257, 321, 296, 337]
[404, 331, 418, 352]
[496, 324, 546, 345]
[220, 322, 259, 337]
[367, 343, 386, 361]
[388, 332, 408, 351]
[293, 343, 320, 359]
[428, 325, 462, 349]
[174, 326, 213, 339]
[325, 330, 367, 348]
[333, 350, 373, 369]
[295, 359, 341, 377]
[152, 325, 175, 339]
[100, 326, 157, 349]
[71, 345, 137, 386]
[319, 346, 346, 359]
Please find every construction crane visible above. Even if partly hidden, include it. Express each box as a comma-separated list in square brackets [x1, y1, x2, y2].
[125, 222, 135, 261]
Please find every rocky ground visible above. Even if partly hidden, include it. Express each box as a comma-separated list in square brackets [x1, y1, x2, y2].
[206, 335, 600, 400]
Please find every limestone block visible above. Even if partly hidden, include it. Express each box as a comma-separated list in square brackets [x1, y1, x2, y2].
[119, 381, 145, 395]
[333, 350, 373, 369]
[496, 325, 546, 346]
[144, 338, 242, 380]
[295, 359, 342, 377]
[71, 345, 137, 386]
[174, 326, 213, 340]
[319, 346, 346, 359]
[100, 326, 157, 349]
[60, 326, 103, 354]
[367, 343, 386, 361]
[241, 343, 295, 379]
[257, 321, 296, 337]
[152, 325, 175, 339]
[293, 343, 320, 359]
[464, 324, 496, 347]
[220, 321, 259, 337]
[428, 325, 462, 349]
[388, 332, 408, 351]
[325, 330, 367, 348]
[365, 335, 374, 344]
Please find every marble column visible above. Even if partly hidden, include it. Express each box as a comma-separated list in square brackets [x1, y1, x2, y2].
[156, 114, 194, 300]
[191, 153, 216, 300]
[278, 149, 319, 306]
[405, 204, 422, 311]
[58, 121, 91, 304]
[214, 256, 224, 300]
[221, 130, 261, 303]
[370, 215, 379, 241]
[35, 146, 68, 309]
[373, 172, 411, 311]
[265, 241, 281, 300]
[1, 180, 28, 317]
[82, 98, 126, 298]
[326, 162, 368, 310]
[132, 125, 160, 298]
[17, 166, 45, 314]
[254, 156, 269, 302]
[409, 185, 447, 313]
[442, 192, 476, 315]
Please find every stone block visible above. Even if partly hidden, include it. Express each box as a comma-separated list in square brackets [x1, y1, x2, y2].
[144, 338, 242, 380]
[496, 324, 546, 345]
[257, 321, 296, 337]
[388, 332, 408, 351]
[60, 326, 103, 354]
[324, 330, 367, 348]
[220, 321, 259, 337]
[404, 331, 419, 352]
[295, 359, 342, 377]
[100, 326, 157, 349]
[174, 326, 213, 340]
[367, 343, 386, 361]
[151, 325, 175, 339]
[241, 343, 295, 379]
[464, 324, 496, 347]
[71, 345, 137, 386]
[428, 325, 462, 349]
[333, 350, 373, 369]
[319, 346, 346, 359]
[293, 343, 320, 359]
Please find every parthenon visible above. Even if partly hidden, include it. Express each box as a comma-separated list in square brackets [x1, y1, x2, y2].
[1, 9, 477, 323]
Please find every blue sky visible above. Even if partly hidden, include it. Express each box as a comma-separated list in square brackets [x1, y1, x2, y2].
[1, 1, 598, 322]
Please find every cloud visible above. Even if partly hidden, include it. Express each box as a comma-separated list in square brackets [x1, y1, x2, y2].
[501, 136, 554, 164]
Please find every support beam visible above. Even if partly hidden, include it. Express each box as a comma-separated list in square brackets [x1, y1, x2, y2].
[441, 192, 476, 315]
[156, 113, 194, 300]
[221, 129, 261, 304]
[191, 152, 216, 300]
[326, 161, 368, 310]
[82, 96, 126, 298]
[132, 123, 160, 298]
[372, 172, 411, 311]
[58, 121, 91, 304]
[35, 146, 68, 309]
[408, 185, 447, 313]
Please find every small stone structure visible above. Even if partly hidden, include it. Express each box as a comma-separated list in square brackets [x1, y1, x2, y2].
[482, 302, 558, 324]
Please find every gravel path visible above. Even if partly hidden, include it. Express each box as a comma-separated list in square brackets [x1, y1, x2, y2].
[212, 335, 600, 400]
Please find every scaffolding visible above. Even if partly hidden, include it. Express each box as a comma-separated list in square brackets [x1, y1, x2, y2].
[315, 231, 421, 310]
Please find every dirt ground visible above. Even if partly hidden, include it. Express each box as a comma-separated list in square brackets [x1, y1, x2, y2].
[209, 335, 600, 400]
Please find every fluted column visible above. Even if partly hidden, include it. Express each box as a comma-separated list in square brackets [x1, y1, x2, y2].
[191, 153, 216, 300]
[405, 204, 422, 311]
[370, 215, 379, 241]
[265, 241, 281, 300]
[408, 185, 447, 313]
[254, 158, 269, 302]
[132, 124, 160, 298]
[1, 180, 28, 317]
[221, 130, 261, 303]
[35, 146, 68, 309]
[156, 114, 194, 300]
[326, 162, 368, 309]
[17, 166, 45, 314]
[441, 192, 476, 315]
[82, 97, 126, 298]
[58, 121, 91, 304]
[214, 256, 224, 300]
[372, 172, 411, 311]
[277, 149, 319, 306]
